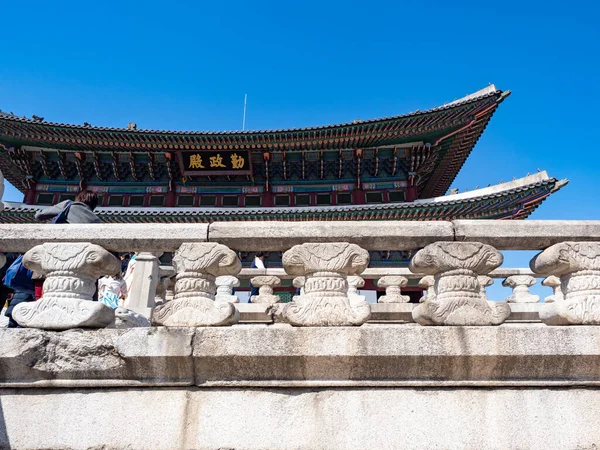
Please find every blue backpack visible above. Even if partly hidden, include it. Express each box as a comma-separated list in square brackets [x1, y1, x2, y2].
[52, 201, 72, 224]
[3, 255, 34, 291]
[2, 201, 72, 291]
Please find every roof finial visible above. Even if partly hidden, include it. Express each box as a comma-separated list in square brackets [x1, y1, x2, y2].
[32, 114, 44, 122]
[127, 122, 137, 131]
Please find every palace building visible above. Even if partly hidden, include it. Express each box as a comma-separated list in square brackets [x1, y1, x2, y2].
[0, 86, 566, 265]
[0, 85, 566, 224]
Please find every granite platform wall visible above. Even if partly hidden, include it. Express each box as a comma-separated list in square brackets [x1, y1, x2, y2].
[1, 325, 600, 449]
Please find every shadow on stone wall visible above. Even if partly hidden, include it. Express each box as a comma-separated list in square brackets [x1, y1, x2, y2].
[0, 398, 10, 449]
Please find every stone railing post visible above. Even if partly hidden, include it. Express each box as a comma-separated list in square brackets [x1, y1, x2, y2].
[377, 276, 409, 303]
[125, 252, 162, 318]
[410, 242, 510, 326]
[250, 276, 281, 305]
[531, 242, 600, 325]
[347, 275, 366, 302]
[152, 243, 241, 326]
[478, 276, 493, 301]
[503, 275, 539, 303]
[292, 276, 306, 296]
[215, 275, 240, 303]
[280, 243, 371, 326]
[542, 276, 563, 303]
[418, 276, 435, 303]
[13, 243, 120, 330]
[156, 266, 176, 304]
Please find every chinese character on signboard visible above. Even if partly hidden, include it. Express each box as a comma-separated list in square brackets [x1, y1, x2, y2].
[178, 150, 252, 175]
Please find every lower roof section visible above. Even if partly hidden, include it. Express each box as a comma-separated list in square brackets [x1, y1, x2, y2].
[0, 173, 567, 224]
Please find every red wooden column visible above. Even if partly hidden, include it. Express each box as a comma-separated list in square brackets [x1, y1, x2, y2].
[406, 185, 418, 202]
[24, 182, 37, 204]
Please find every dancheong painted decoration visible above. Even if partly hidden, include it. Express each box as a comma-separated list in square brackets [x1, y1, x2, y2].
[0, 85, 567, 227]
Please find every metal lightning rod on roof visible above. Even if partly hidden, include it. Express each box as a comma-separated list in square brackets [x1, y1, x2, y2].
[242, 94, 247, 131]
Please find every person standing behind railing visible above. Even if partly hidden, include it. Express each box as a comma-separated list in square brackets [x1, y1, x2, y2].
[34, 190, 101, 224]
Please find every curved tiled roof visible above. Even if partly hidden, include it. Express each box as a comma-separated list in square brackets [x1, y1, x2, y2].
[0, 86, 500, 135]
[0, 173, 567, 224]
[0, 86, 509, 198]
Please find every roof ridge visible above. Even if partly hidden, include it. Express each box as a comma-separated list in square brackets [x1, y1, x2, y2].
[0, 86, 503, 136]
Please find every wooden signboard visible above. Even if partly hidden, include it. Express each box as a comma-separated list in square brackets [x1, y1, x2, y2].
[178, 150, 252, 176]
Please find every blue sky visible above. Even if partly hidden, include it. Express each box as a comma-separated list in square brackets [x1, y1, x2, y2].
[1, 0, 598, 299]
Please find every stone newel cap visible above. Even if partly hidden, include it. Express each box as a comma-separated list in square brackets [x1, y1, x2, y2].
[409, 242, 503, 274]
[418, 275, 435, 288]
[542, 275, 561, 287]
[24, 243, 120, 277]
[282, 243, 369, 276]
[215, 276, 240, 287]
[250, 276, 281, 287]
[502, 275, 536, 288]
[530, 242, 600, 275]
[173, 243, 241, 276]
[377, 276, 408, 288]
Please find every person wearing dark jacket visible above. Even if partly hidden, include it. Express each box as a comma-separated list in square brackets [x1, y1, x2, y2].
[3, 190, 103, 326]
[35, 190, 101, 224]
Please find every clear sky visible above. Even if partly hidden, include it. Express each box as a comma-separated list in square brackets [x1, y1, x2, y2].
[1, 0, 598, 299]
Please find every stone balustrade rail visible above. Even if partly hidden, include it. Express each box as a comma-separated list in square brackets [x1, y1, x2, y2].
[1, 219, 600, 252]
[236, 267, 537, 280]
[1, 220, 599, 328]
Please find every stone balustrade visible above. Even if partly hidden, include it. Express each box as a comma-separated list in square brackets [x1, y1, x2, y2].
[249, 275, 281, 305]
[2, 220, 600, 328]
[4, 218, 600, 449]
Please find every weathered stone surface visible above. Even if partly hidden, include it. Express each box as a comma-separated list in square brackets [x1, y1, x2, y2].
[0, 327, 194, 387]
[369, 303, 415, 322]
[215, 275, 240, 303]
[13, 243, 120, 330]
[346, 275, 366, 303]
[504, 303, 543, 322]
[454, 219, 600, 250]
[2, 386, 600, 450]
[156, 265, 176, 303]
[532, 242, 600, 325]
[153, 243, 241, 326]
[9, 385, 600, 450]
[478, 275, 494, 301]
[377, 276, 409, 303]
[503, 275, 540, 303]
[111, 307, 151, 328]
[0, 223, 210, 253]
[542, 275, 563, 303]
[5, 325, 600, 388]
[410, 242, 510, 326]
[279, 243, 371, 326]
[124, 251, 161, 318]
[208, 220, 454, 251]
[235, 303, 274, 323]
[192, 325, 600, 386]
[292, 276, 306, 295]
[418, 275, 435, 303]
[250, 275, 281, 305]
